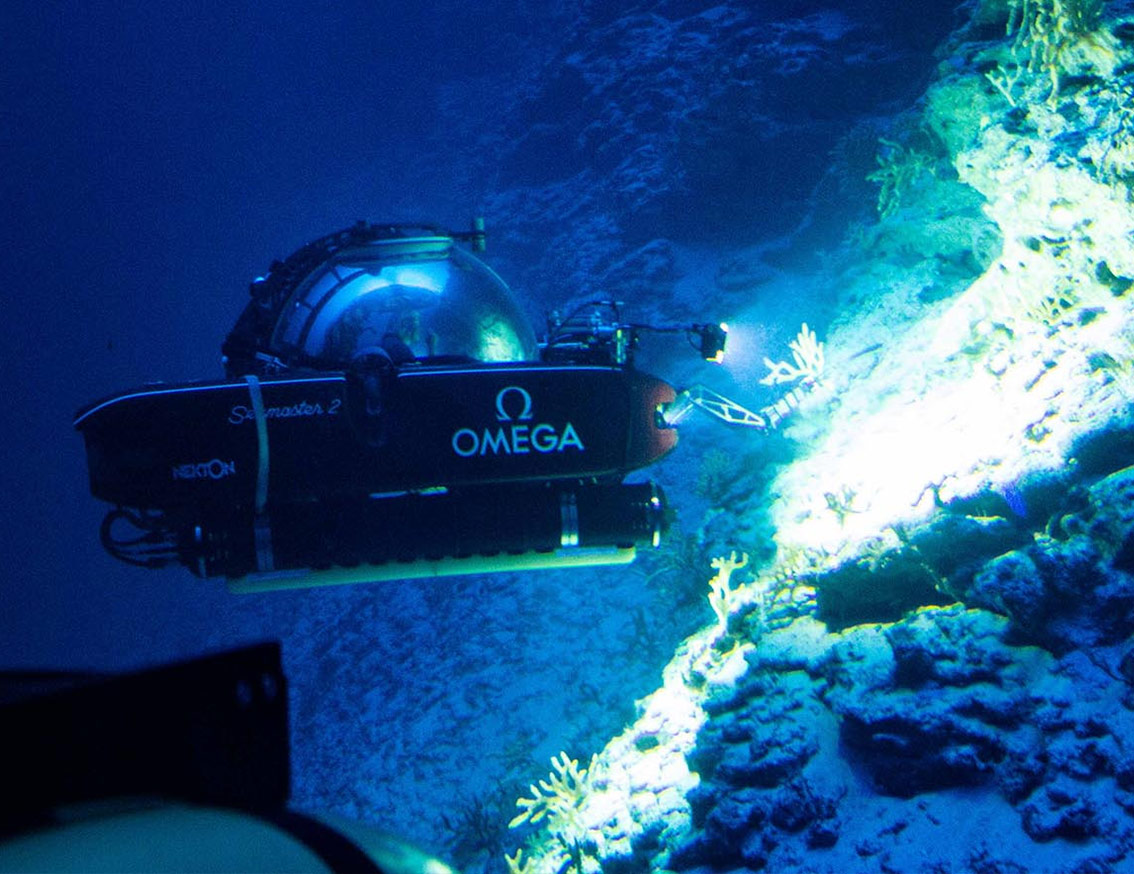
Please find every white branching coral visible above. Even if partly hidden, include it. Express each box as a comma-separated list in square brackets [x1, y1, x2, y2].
[761, 323, 825, 387]
[985, 63, 1024, 106]
[508, 751, 594, 833]
[708, 551, 749, 631]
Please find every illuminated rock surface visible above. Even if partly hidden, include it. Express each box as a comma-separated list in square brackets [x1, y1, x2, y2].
[498, 1, 1134, 872]
[504, 474, 1134, 874]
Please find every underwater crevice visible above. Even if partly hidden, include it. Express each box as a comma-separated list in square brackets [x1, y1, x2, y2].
[811, 420, 1134, 633]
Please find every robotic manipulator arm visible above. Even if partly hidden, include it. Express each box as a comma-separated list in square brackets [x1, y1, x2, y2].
[542, 301, 823, 434]
[660, 321, 825, 432]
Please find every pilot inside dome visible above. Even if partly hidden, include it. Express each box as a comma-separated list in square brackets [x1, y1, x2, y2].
[258, 237, 538, 375]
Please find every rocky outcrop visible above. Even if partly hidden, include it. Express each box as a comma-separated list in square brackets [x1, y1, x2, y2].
[951, 464, 1134, 651]
[550, 594, 1134, 874]
[661, 601, 1134, 872]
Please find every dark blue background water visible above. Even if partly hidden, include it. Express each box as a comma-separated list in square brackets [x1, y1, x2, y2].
[3, 0, 499, 667]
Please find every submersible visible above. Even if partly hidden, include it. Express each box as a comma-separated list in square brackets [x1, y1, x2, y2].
[74, 221, 743, 591]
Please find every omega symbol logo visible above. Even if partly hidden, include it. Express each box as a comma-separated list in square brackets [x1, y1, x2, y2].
[495, 386, 533, 422]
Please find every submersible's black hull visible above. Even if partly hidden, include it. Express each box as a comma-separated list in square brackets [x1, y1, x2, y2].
[75, 362, 676, 587]
[75, 363, 676, 507]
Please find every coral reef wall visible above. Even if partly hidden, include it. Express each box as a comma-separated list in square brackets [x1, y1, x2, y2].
[496, 1, 1134, 872]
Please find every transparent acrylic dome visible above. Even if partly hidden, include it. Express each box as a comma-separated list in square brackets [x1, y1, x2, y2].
[271, 237, 538, 367]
